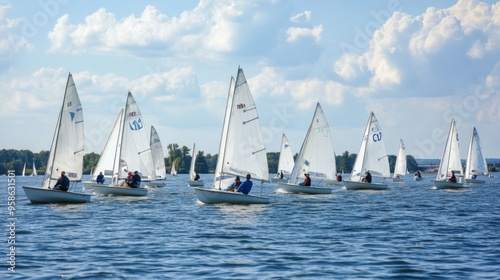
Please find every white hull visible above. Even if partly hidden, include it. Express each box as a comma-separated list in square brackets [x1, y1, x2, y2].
[324, 179, 344, 186]
[433, 180, 465, 189]
[278, 183, 333, 194]
[91, 184, 148, 196]
[344, 181, 388, 190]
[465, 178, 485, 184]
[23, 186, 91, 203]
[414, 176, 424, 181]
[144, 180, 166, 188]
[188, 180, 204, 186]
[193, 187, 270, 204]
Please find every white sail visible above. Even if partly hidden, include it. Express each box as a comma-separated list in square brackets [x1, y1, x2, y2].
[213, 77, 236, 187]
[219, 67, 269, 183]
[393, 139, 407, 178]
[465, 127, 488, 178]
[436, 119, 462, 181]
[42, 73, 85, 189]
[150, 125, 166, 180]
[170, 161, 177, 176]
[31, 162, 38, 176]
[276, 133, 295, 178]
[289, 103, 336, 184]
[350, 112, 390, 181]
[189, 143, 197, 180]
[22, 162, 26, 176]
[119, 92, 155, 181]
[93, 109, 124, 181]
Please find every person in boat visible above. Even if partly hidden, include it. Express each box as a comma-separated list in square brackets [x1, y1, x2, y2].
[225, 176, 241, 192]
[126, 171, 142, 188]
[362, 170, 372, 183]
[237, 174, 253, 194]
[96, 172, 105, 184]
[336, 173, 342, 182]
[449, 171, 457, 183]
[120, 171, 134, 187]
[279, 170, 284, 179]
[414, 170, 422, 178]
[52, 171, 70, 191]
[194, 173, 200, 181]
[298, 173, 311, 186]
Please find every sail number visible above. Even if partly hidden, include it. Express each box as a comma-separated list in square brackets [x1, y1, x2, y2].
[372, 132, 382, 142]
[237, 103, 246, 109]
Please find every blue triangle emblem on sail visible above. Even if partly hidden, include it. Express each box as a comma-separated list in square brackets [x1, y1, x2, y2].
[69, 112, 75, 121]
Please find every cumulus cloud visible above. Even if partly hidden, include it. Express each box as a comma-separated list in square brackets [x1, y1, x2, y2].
[0, 5, 33, 60]
[333, 0, 500, 97]
[286, 25, 323, 43]
[47, 2, 289, 60]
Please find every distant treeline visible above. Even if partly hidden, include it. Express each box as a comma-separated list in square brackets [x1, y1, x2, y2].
[0, 147, 421, 176]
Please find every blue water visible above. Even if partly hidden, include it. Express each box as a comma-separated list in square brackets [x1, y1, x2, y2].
[2, 174, 500, 279]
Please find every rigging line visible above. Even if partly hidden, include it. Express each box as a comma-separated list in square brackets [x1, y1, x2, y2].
[138, 148, 152, 155]
[243, 107, 256, 113]
[243, 117, 258, 125]
[252, 148, 266, 155]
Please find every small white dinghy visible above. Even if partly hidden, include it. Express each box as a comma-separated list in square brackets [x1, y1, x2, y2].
[277, 103, 335, 195]
[464, 127, 488, 184]
[85, 92, 151, 197]
[433, 119, 464, 189]
[144, 125, 166, 188]
[343, 112, 390, 190]
[23, 73, 91, 203]
[270, 134, 295, 183]
[392, 139, 407, 183]
[187, 143, 204, 186]
[194, 67, 270, 204]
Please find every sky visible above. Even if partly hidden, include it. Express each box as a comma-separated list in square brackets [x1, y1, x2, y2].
[1, 0, 499, 160]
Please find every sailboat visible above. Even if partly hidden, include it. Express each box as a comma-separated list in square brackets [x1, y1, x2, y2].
[188, 143, 204, 186]
[83, 109, 124, 190]
[23, 73, 91, 203]
[278, 103, 336, 194]
[464, 127, 488, 184]
[31, 161, 38, 177]
[270, 133, 295, 183]
[194, 67, 270, 204]
[22, 162, 26, 177]
[434, 119, 464, 189]
[392, 139, 407, 182]
[343, 112, 390, 190]
[188, 143, 203, 186]
[87, 92, 153, 196]
[144, 125, 166, 187]
[170, 161, 177, 176]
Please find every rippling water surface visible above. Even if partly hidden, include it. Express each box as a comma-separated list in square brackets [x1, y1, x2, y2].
[2, 174, 500, 279]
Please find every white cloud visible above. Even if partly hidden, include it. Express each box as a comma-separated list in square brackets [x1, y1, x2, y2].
[0, 5, 33, 60]
[286, 25, 323, 43]
[290, 11, 311, 23]
[333, 0, 500, 96]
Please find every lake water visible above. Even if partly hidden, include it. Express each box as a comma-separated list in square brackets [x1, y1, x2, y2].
[2, 173, 500, 279]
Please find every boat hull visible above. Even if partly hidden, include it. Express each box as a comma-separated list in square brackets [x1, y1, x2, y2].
[270, 177, 288, 183]
[433, 180, 465, 189]
[193, 187, 269, 204]
[144, 180, 166, 188]
[413, 176, 424, 181]
[188, 180, 204, 186]
[344, 181, 389, 190]
[23, 186, 91, 203]
[90, 184, 148, 196]
[465, 178, 485, 184]
[278, 183, 333, 194]
[393, 177, 404, 183]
